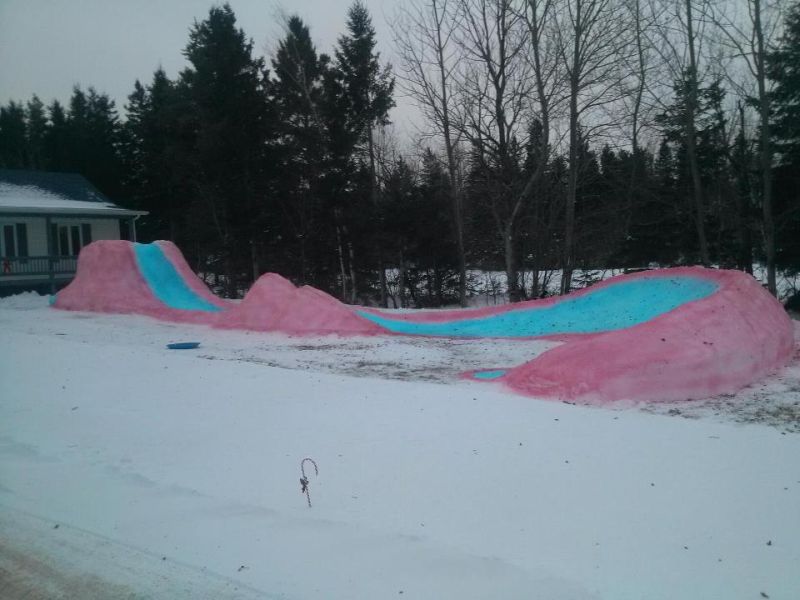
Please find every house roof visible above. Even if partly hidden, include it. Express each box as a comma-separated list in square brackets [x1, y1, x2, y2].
[0, 169, 147, 218]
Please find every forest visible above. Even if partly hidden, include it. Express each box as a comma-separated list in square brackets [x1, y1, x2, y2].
[0, 0, 798, 307]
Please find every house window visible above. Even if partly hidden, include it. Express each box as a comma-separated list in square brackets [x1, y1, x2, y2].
[58, 226, 69, 256]
[0, 223, 29, 258]
[53, 223, 93, 256]
[16, 224, 28, 257]
[70, 226, 81, 255]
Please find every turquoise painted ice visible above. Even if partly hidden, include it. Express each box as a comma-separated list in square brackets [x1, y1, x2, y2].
[134, 243, 221, 312]
[473, 369, 508, 380]
[358, 276, 717, 338]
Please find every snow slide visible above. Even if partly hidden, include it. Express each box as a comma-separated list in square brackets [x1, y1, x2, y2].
[360, 268, 794, 403]
[54, 240, 794, 404]
[54, 240, 228, 323]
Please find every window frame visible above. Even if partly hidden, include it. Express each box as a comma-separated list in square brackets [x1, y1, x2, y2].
[0, 222, 29, 260]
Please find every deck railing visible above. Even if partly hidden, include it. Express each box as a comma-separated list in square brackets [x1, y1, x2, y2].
[0, 255, 78, 277]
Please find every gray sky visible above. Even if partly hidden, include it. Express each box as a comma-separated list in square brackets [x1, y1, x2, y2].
[0, 0, 415, 133]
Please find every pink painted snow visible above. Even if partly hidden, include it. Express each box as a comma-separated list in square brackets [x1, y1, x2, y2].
[53, 240, 795, 404]
[501, 268, 794, 403]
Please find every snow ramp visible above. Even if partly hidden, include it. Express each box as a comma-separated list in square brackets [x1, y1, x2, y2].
[360, 268, 794, 404]
[54, 240, 228, 322]
[53, 241, 794, 405]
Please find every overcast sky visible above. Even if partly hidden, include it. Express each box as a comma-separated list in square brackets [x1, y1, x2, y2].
[0, 0, 416, 134]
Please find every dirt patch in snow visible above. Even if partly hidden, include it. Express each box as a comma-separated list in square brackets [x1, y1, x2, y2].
[0, 539, 137, 600]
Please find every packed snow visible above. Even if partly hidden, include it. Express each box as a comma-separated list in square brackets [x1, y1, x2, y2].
[1, 292, 798, 599]
[0, 182, 118, 211]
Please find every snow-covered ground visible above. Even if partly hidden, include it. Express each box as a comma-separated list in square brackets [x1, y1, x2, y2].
[1, 293, 799, 599]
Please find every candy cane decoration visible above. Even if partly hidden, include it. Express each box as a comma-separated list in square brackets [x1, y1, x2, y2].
[300, 458, 319, 508]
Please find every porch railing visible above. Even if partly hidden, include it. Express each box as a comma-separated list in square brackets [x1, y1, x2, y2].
[0, 256, 78, 277]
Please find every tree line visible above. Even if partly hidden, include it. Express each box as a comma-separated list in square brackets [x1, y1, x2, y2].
[0, 0, 798, 305]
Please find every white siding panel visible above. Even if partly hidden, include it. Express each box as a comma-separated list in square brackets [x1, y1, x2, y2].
[0, 217, 48, 255]
[90, 219, 121, 241]
[51, 218, 121, 242]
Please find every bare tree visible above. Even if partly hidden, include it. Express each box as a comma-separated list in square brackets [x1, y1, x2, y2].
[453, 0, 553, 302]
[394, 0, 469, 306]
[703, 0, 785, 295]
[621, 0, 659, 232]
[647, 0, 715, 267]
[555, 0, 631, 293]
[519, 0, 563, 296]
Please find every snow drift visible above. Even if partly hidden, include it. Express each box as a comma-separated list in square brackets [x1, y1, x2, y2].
[499, 268, 794, 403]
[220, 272, 383, 335]
[53, 240, 794, 404]
[54, 240, 228, 323]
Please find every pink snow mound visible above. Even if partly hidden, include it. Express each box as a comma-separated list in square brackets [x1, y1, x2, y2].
[54, 240, 220, 324]
[502, 268, 794, 404]
[220, 272, 383, 335]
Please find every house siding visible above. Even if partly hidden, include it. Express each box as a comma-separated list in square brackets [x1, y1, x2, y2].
[50, 217, 121, 244]
[0, 216, 125, 256]
[0, 216, 48, 254]
[1, 216, 131, 294]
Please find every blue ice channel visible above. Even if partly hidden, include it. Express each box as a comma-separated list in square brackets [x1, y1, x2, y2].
[358, 276, 718, 338]
[134, 243, 222, 312]
[472, 369, 508, 380]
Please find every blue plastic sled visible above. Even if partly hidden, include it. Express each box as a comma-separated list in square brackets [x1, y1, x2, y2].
[166, 342, 200, 350]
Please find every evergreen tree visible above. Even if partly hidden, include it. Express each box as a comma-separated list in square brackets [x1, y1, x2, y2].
[25, 95, 48, 169]
[44, 100, 70, 171]
[331, 1, 395, 301]
[730, 107, 756, 273]
[334, 2, 395, 141]
[768, 2, 800, 270]
[0, 101, 27, 168]
[415, 150, 460, 304]
[179, 3, 274, 295]
[56, 86, 125, 197]
[123, 69, 186, 240]
[768, 4, 800, 165]
[269, 16, 331, 287]
[656, 77, 732, 263]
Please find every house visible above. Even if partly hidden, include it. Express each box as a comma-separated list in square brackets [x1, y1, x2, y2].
[0, 169, 147, 295]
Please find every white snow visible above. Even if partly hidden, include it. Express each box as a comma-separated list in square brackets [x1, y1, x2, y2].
[1, 293, 798, 599]
[0, 182, 143, 215]
[0, 182, 114, 208]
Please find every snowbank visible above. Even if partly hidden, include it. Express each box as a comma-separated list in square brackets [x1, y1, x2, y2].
[501, 268, 794, 403]
[54, 240, 224, 324]
[51, 240, 795, 404]
[220, 272, 383, 335]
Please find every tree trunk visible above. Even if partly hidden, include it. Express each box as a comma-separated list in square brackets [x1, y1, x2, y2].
[562, 87, 579, 295]
[347, 239, 357, 304]
[224, 251, 236, 299]
[336, 222, 348, 302]
[428, 0, 466, 307]
[369, 127, 389, 306]
[398, 249, 406, 309]
[562, 0, 581, 296]
[626, 0, 645, 237]
[684, 0, 710, 265]
[504, 227, 520, 302]
[250, 239, 259, 284]
[754, 0, 776, 295]
[454, 196, 467, 306]
[379, 267, 388, 307]
[735, 105, 754, 274]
